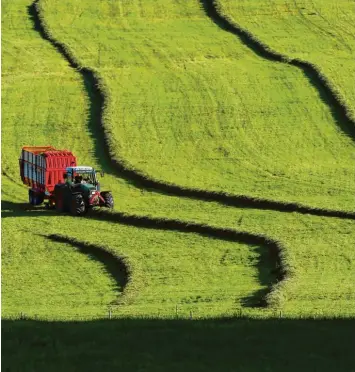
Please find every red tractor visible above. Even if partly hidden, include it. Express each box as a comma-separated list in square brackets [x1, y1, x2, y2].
[19, 146, 113, 216]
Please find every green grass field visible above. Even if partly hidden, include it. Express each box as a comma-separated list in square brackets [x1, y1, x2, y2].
[36, 0, 355, 211]
[217, 0, 355, 121]
[2, 0, 355, 370]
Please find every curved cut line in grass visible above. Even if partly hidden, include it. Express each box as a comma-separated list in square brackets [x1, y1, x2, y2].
[44, 234, 131, 306]
[88, 209, 288, 308]
[29, 0, 355, 220]
[202, 0, 355, 135]
[1, 200, 286, 308]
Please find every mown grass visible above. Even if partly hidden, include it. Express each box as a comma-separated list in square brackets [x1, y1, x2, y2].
[2, 0, 355, 369]
[2, 0, 355, 322]
[3, 210, 278, 319]
[38, 0, 355, 211]
[216, 0, 355, 121]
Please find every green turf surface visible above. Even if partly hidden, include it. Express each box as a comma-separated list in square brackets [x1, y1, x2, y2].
[216, 0, 355, 121]
[3, 0, 355, 319]
[37, 0, 355, 211]
[3, 212, 279, 319]
[2, 0, 355, 369]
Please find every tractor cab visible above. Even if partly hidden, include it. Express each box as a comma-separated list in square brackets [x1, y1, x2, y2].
[53, 165, 113, 215]
[65, 166, 101, 191]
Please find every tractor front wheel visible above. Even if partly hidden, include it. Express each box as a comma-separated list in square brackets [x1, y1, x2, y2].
[102, 191, 114, 209]
[70, 194, 86, 216]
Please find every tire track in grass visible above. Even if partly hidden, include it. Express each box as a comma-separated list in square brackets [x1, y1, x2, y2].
[28, 0, 355, 219]
[201, 0, 355, 136]
[292, 0, 351, 52]
[304, 0, 354, 44]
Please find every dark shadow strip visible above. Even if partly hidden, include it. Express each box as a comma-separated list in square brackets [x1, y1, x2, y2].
[27, 0, 355, 220]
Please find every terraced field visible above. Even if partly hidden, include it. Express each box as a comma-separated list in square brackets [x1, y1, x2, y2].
[2, 0, 355, 370]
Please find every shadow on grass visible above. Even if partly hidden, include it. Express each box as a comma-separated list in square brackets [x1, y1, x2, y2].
[2, 318, 355, 371]
[2, 200, 281, 309]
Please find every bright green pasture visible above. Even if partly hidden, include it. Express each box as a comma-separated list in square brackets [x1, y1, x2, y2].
[2, 0, 355, 322]
[217, 0, 355, 120]
[3, 2, 355, 371]
[2, 0, 355, 368]
[3, 199, 355, 319]
[3, 213, 271, 319]
[1, 0, 276, 320]
[1, 222, 119, 318]
[38, 0, 355, 211]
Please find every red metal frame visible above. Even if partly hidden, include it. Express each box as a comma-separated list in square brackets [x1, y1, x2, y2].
[89, 191, 106, 206]
[19, 146, 77, 198]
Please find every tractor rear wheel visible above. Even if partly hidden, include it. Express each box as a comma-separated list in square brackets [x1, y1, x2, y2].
[70, 194, 86, 216]
[29, 190, 44, 206]
[102, 192, 114, 209]
[35, 193, 44, 205]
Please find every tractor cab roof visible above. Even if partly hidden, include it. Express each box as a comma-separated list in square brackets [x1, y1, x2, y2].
[66, 166, 94, 173]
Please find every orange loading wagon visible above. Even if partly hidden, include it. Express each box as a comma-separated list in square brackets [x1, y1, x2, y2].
[19, 146, 77, 205]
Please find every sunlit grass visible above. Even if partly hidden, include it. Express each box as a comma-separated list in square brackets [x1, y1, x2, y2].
[1, 0, 355, 323]
[217, 0, 355, 120]
[38, 0, 355, 210]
